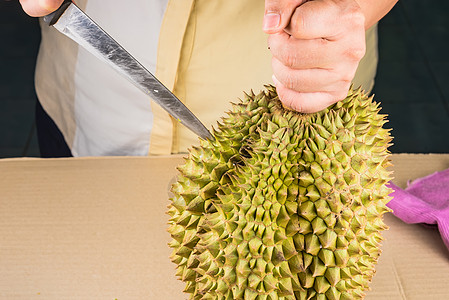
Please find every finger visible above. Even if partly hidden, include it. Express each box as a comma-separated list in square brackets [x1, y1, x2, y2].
[271, 58, 341, 93]
[268, 32, 335, 69]
[273, 76, 347, 113]
[287, 0, 365, 40]
[263, 0, 307, 33]
[19, 0, 64, 17]
[272, 56, 357, 95]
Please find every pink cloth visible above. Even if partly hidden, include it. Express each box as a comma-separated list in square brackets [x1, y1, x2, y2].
[387, 168, 449, 251]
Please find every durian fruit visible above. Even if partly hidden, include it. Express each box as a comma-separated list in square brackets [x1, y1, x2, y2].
[167, 85, 392, 300]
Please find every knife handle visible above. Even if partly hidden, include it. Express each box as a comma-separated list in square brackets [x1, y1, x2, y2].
[42, 0, 72, 26]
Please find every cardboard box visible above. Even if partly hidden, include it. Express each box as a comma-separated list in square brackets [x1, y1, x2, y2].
[0, 154, 448, 299]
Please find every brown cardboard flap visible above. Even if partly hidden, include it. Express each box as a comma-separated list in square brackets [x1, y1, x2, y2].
[0, 154, 448, 299]
[0, 157, 186, 299]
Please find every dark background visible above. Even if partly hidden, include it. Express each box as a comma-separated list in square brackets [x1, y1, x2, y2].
[1, 1, 448, 158]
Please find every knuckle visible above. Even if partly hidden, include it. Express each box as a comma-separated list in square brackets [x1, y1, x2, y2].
[283, 51, 299, 69]
[291, 101, 304, 113]
[290, 10, 308, 35]
[333, 88, 350, 102]
[277, 69, 300, 90]
[278, 88, 302, 112]
[350, 11, 365, 28]
[343, 3, 365, 26]
[345, 43, 366, 61]
[284, 74, 297, 90]
[353, 43, 367, 60]
[327, 67, 355, 89]
[340, 69, 357, 83]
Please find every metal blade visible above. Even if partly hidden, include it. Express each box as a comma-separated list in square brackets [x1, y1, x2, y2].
[43, 2, 214, 141]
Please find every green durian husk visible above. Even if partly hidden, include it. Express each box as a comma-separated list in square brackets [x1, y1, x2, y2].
[167, 85, 393, 300]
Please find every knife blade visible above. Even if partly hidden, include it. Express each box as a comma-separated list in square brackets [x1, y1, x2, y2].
[42, 0, 214, 141]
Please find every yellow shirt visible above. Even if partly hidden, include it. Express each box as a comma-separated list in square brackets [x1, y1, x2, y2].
[154, 0, 379, 154]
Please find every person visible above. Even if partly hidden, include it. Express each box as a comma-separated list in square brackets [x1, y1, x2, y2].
[19, 0, 398, 157]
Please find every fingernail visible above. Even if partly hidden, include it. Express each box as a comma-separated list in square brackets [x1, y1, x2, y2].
[263, 13, 280, 32]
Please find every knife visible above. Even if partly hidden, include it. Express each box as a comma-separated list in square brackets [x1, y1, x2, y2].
[42, 0, 214, 141]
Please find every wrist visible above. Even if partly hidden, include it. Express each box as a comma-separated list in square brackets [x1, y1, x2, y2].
[355, 0, 398, 29]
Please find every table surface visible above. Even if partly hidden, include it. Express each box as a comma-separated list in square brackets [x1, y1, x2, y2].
[0, 154, 448, 300]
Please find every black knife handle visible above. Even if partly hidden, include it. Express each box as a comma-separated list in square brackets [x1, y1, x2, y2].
[42, 0, 72, 26]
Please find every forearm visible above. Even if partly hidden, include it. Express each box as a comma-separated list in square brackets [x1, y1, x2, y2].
[356, 0, 399, 29]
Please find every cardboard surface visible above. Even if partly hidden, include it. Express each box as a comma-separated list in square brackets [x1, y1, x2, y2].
[0, 154, 448, 299]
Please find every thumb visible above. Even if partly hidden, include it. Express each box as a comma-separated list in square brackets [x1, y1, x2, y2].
[263, 0, 306, 34]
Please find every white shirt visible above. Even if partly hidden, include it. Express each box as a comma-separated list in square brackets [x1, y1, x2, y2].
[36, 0, 169, 156]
